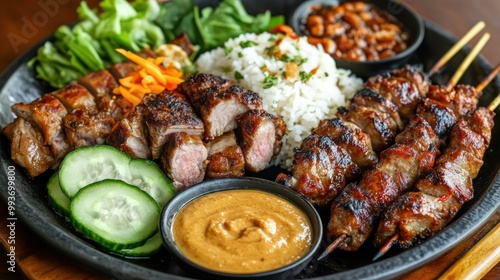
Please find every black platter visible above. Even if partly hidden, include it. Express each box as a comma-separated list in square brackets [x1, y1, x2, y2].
[0, 0, 499, 279]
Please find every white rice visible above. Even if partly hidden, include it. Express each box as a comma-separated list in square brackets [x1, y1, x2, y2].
[196, 32, 363, 169]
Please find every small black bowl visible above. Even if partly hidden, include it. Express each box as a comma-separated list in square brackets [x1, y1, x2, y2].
[289, 0, 425, 79]
[159, 177, 323, 280]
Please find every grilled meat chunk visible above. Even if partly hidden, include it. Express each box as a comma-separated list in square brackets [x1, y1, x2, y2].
[142, 91, 204, 159]
[179, 73, 262, 140]
[415, 98, 457, 140]
[351, 88, 404, 130]
[107, 105, 150, 159]
[312, 117, 378, 168]
[387, 64, 429, 96]
[3, 118, 54, 177]
[426, 84, 480, 117]
[63, 108, 115, 149]
[205, 131, 245, 178]
[291, 135, 361, 207]
[365, 76, 422, 122]
[78, 69, 133, 121]
[160, 132, 208, 191]
[375, 108, 494, 248]
[178, 73, 234, 108]
[337, 104, 397, 153]
[236, 109, 286, 172]
[107, 61, 140, 80]
[11, 95, 69, 165]
[50, 83, 96, 110]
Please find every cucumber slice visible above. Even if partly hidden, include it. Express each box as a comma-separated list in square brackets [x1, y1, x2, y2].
[47, 172, 70, 216]
[70, 179, 160, 251]
[129, 159, 175, 208]
[117, 233, 163, 257]
[59, 145, 131, 198]
[58, 145, 176, 207]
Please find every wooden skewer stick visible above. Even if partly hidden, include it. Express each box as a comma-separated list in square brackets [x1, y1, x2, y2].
[316, 234, 347, 261]
[476, 62, 500, 92]
[427, 21, 486, 77]
[373, 233, 399, 261]
[446, 32, 491, 90]
[372, 92, 500, 262]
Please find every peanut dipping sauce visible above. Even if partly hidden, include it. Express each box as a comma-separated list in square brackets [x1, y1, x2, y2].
[172, 189, 313, 274]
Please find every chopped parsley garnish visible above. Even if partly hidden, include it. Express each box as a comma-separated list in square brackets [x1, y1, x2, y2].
[234, 71, 244, 80]
[224, 46, 233, 55]
[300, 71, 312, 82]
[238, 52, 243, 58]
[268, 36, 276, 42]
[222, 66, 231, 73]
[263, 75, 278, 89]
[325, 72, 329, 77]
[281, 55, 307, 65]
[239, 40, 258, 48]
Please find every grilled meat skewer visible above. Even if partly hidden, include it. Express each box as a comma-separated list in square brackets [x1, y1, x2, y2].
[322, 84, 483, 254]
[374, 106, 495, 252]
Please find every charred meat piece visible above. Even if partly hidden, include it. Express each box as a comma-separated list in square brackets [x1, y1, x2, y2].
[11, 95, 69, 164]
[351, 88, 404, 130]
[327, 116, 440, 251]
[63, 108, 115, 149]
[426, 84, 480, 117]
[236, 109, 286, 173]
[3, 118, 54, 177]
[178, 73, 233, 108]
[107, 61, 140, 80]
[205, 131, 245, 178]
[387, 64, 429, 96]
[312, 117, 378, 168]
[415, 98, 457, 140]
[365, 76, 422, 122]
[107, 105, 150, 159]
[337, 104, 397, 153]
[50, 82, 96, 110]
[198, 85, 263, 140]
[375, 107, 494, 248]
[160, 132, 208, 191]
[142, 91, 204, 159]
[292, 135, 361, 207]
[78, 69, 133, 121]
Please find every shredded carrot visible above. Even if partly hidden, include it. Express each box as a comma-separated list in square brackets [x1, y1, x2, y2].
[113, 48, 184, 106]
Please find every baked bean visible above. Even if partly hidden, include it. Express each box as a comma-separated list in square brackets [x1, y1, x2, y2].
[302, 1, 408, 61]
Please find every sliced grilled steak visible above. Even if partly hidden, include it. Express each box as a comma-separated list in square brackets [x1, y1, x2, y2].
[142, 91, 204, 159]
[178, 73, 234, 108]
[3, 118, 54, 177]
[199, 85, 263, 140]
[11, 94, 70, 165]
[205, 131, 245, 178]
[63, 108, 115, 149]
[236, 109, 286, 172]
[160, 132, 208, 191]
[50, 82, 96, 110]
[107, 105, 150, 159]
[107, 61, 140, 80]
[78, 69, 133, 121]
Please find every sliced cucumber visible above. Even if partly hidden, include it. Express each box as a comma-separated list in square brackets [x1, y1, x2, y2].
[70, 179, 160, 251]
[58, 145, 176, 207]
[59, 145, 131, 198]
[47, 172, 71, 216]
[129, 159, 175, 208]
[117, 233, 163, 257]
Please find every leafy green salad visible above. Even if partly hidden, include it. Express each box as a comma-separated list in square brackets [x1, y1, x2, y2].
[29, 0, 284, 88]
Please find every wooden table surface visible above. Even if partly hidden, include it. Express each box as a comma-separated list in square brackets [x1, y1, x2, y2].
[0, 0, 499, 279]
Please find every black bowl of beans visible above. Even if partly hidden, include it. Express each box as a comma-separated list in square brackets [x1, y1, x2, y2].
[290, 0, 424, 78]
